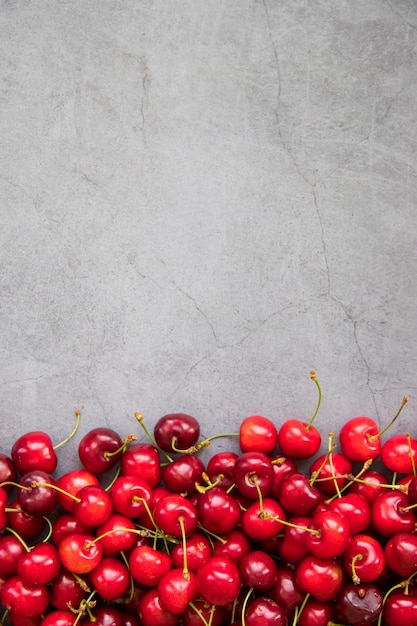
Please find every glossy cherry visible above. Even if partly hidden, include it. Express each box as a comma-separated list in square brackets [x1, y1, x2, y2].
[120, 442, 161, 488]
[78, 427, 126, 474]
[1, 575, 50, 617]
[153, 493, 198, 538]
[239, 415, 277, 454]
[381, 433, 417, 474]
[196, 556, 241, 607]
[197, 486, 241, 534]
[17, 470, 58, 516]
[137, 588, 180, 626]
[129, 544, 172, 586]
[244, 597, 287, 626]
[335, 582, 383, 625]
[88, 556, 130, 600]
[153, 412, 200, 453]
[58, 533, 103, 574]
[306, 509, 351, 558]
[206, 451, 239, 490]
[17, 542, 60, 586]
[162, 454, 205, 494]
[296, 555, 344, 602]
[239, 550, 277, 591]
[234, 451, 274, 498]
[342, 533, 386, 584]
[158, 569, 198, 614]
[385, 532, 417, 577]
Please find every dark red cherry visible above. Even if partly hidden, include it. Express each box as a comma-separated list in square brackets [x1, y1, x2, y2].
[162, 454, 205, 494]
[17, 470, 58, 517]
[154, 413, 200, 453]
[78, 427, 124, 474]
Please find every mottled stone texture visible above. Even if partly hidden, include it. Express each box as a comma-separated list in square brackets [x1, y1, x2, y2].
[1, 1, 416, 470]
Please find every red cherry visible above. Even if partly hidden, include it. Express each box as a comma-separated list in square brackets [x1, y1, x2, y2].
[296, 598, 335, 626]
[239, 415, 277, 454]
[241, 497, 285, 540]
[270, 565, 304, 612]
[96, 513, 138, 556]
[109, 475, 153, 518]
[234, 451, 274, 499]
[244, 597, 287, 626]
[78, 427, 125, 474]
[56, 469, 100, 513]
[137, 588, 180, 626]
[348, 469, 390, 503]
[239, 550, 278, 591]
[335, 582, 383, 625]
[120, 442, 161, 488]
[0, 453, 17, 490]
[309, 451, 352, 495]
[339, 416, 381, 462]
[162, 454, 205, 494]
[306, 509, 351, 558]
[154, 412, 200, 453]
[51, 513, 92, 546]
[17, 470, 58, 517]
[269, 455, 297, 497]
[213, 529, 251, 565]
[88, 556, 130, 601]
[183, 599, 225, 626]
[342, 534, 386, 584]
[196, 556, 241, 607]
[1, 575, 49, 617]
[206, 451, 239, 490]
[385, 533, 417, 578]
[277, 515, 312, 564]
[371, 490, 415, 537]
[58, 533, 103, 574]
[6, 500, 47, 540]
[197, 486, 241, 534]
[129, 544, 172, 586]
[381, 433, 417, 474]
[41, 610, 76, 626]
[49, 568, 88, 611]
[81, 606, 124, 626]
[296, 555, 344, 602]
[327, 492, 371, 534]
[72, 484, 113, 526]
[11, 431, 57, 475]
[383, 591, 417, 626]
[158, 569, 198, 614]
[153, 493, 198, 538]
[278, 471, 322, 515]
[17, 542, 60, 586]
[171, 532, 212, 573]
[0, 534, 27, 576]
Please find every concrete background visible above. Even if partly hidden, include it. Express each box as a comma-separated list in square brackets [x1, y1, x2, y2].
[1, 0, 416, 473]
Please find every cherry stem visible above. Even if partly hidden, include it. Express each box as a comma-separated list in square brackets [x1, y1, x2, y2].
[0, 481, 31, 491]
[407, 432, 417, 477]
[351, 553, 363, 584]
[346, 475, 406, 491]
[260, 513, 320, 537]
[119, 550, 136, 604]
[306, 370, 322, 430]
[104, 434, 138, 458]
[193, 432, 239, 452]
[325, 459, 373, 504]
[134, 412, 174, 462]
[178, 516, 190, 580]
[291, 592, 310, 626]
[368, 396, 408, 441]
[195, 473, 224, 494]
[84, 526, 149, 550]
[197, 523, 227, 545]
[328, 432, 342, 498]
[240, 587, 254, 626]
[4, 526, 30, 552]
[53, 409, 81, 450]
[252, 474, 265, 515]
[31, 481, 81, 503]
[188, 602, 210, 626]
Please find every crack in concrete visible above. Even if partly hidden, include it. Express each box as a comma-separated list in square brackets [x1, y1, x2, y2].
[0, 174, 38, 207]
[139, 57, 150, 147]
[385, 0, 416, 30]
[261, 0, 379, 415]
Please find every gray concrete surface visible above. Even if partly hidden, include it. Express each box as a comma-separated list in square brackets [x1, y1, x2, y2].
[1, 1, 417, 472]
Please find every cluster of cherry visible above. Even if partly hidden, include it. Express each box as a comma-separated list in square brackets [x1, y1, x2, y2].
[0, 373, 417, 626]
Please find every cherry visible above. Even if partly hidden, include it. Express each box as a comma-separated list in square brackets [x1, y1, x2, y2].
[17, 470, 58, 516]
[381, 432, 417, 474]
[241, 496, 285, 540]
[296, 598, 335, 626]
[239, 415, 277, 454]
[239, 549, 277, 591]
[109, 475, 153, 518]
[234, 451, 274, 498]
[296, 555, 344, 602]
[335, 582, 383, 625]
[56, 469, 100, 512]
[162, 453, 205, 494]
[78, 427, 132, 474]
[0, 452, 17, 489]
[49, 568, 89, 611]
[342, 533, 386, 584]
[88, 556, 130, 600]
[171, 532, 212, 573]
[137, 587, 180, 626]
[17, 542, 60, 586]
[183, 599, 225, 626]
[120, 442, 161, 488]
[309, 449, 352, 495]
[158, 568, 198, 614]
[197, 486, 241, 534]
[244, 597, 287, 626]
[385, 532, 417, 577]
[277, 515, 312, 564]
[51, 513, 92, 546]
[277, 370, 322, 460]
[271, 565, 304, 612]
[41, 610, 76, 626]
[82, 606, 124, 626]
[153, 412, 200, 453]
[213, 529, 251, 565]
[153, 493, 198, 538]
[278, 471, 322, 515]
[96, 513, 138, 555]
[327, 492, 371, 534]
[339, 415, 382, 462]
[348, 468, 390, 503]
[57, 533, 103, 574]
[72, 484, 113, 526]
[383, 590, 417, 626]
[196, 555, 241, 607]
[306, 509, 351, 558]
[0, 534, 27, 575]
[129, 544, 172, 586]
[206, 451, 239, 490]
[1, 575, 50, 617]
[269, 455, 297, 497]
[371, 490, 415, 536]
[6, 500, 47, 540]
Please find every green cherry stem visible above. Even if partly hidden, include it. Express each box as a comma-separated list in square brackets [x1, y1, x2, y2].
[188, 602, 210, 626]
[104, 434, 137, 458]
[240, 587, 254, 626]
[4, 526, 31, 552]
[306, 370, 322, 431]
[368, 396, 408, 442]
[291, 592, 310, 626]
[134, 412, 174, 462]
[178, 516, 190, 580]
[53, 409, 81, 450]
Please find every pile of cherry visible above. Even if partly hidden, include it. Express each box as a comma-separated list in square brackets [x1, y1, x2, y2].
[1, 374, 417, 626]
